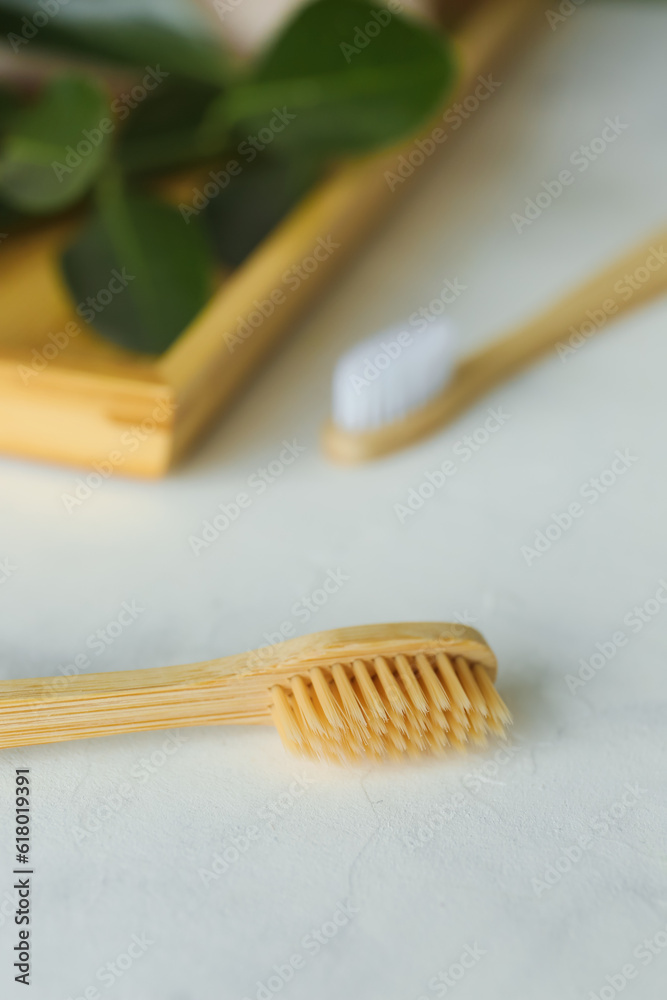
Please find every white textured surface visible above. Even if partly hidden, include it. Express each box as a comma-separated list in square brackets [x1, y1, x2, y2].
[2, 3, 667, 998]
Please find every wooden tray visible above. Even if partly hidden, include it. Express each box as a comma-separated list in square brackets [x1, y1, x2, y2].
[0, 0, 538, 476]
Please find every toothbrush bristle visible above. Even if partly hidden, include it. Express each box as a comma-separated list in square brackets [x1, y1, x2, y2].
[331, 319, 458, 432]
[269, 652, 510, 763]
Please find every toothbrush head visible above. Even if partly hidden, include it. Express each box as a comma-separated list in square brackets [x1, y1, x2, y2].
[268, 622, 510, 763]
[324, 318, 459, 463]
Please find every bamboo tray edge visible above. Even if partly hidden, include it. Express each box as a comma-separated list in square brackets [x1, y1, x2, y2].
[0, 0, 539, 477]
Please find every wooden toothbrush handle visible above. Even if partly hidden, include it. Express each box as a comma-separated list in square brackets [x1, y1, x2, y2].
[457, 231, 667, 394]
[323, 229, 667, 463]
[0, 655, 273, 748]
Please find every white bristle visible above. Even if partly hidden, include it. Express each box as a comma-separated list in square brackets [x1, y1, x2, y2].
[331, 318, 458, 433]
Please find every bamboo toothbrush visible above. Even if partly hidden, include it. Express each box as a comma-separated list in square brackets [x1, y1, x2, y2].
[0, 622, 510, 763]
[323, 230, 667, 462]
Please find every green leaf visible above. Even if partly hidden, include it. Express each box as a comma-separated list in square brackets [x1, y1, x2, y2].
[67, 18, 228, 87]
[0, 76, 112, 214]
[0, 8, 227, 87]
[220, 0, 456, 156]
[203, 153, 322, 268]
[61, 177, 215, 354]
[117, 78, 228, 175]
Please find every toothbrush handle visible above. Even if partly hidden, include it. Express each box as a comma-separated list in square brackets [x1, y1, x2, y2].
[323, 229, 667, 463]
[0, 656, 271, 748]
[458, 231, 667, 391]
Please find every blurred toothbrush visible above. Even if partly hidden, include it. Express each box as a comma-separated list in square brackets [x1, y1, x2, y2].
[322, 229, 667, 462]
